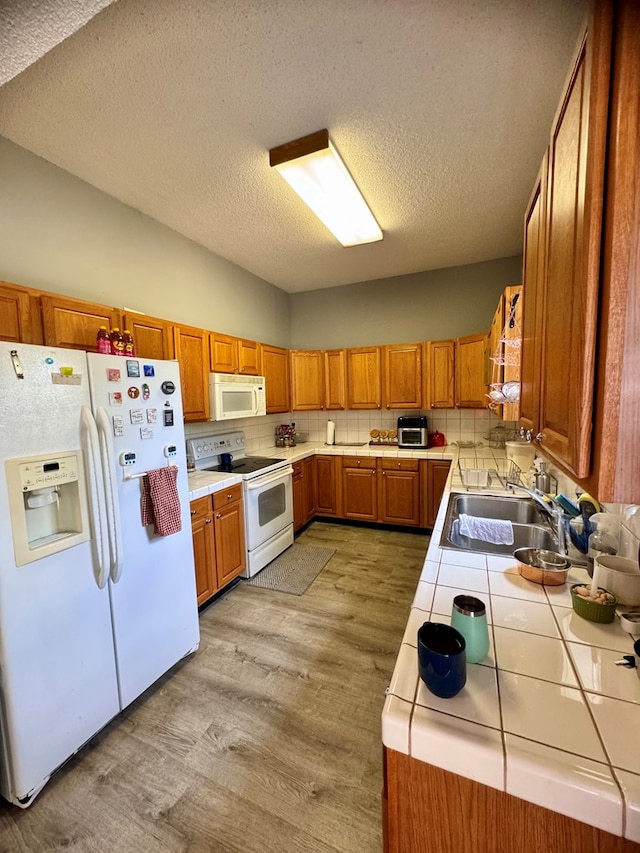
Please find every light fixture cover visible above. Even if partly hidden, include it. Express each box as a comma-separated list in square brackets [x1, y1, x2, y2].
[270, 129, 383, 247]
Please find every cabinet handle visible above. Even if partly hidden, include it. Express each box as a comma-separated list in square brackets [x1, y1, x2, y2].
[535, 432, 543, 443]
[226, 493, 233, 500]
[386, 404, 390, 409]
[216, 513, 222, 519]
[205, 518, 212, 524]
[190, 509, 197, 515]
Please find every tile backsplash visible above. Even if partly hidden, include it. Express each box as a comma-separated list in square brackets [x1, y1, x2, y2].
[184, 409, 515, 451]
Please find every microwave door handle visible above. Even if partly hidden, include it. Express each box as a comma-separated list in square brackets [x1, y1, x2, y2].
[245, 466, 294, 490]
[253, 387, 259, 416]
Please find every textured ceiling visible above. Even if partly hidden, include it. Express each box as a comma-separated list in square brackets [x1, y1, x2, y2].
[0, 0, 587, 293]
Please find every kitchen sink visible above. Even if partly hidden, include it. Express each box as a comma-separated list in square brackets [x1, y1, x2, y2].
[449, 494, 547, 524]
[440, 492, 557, 556]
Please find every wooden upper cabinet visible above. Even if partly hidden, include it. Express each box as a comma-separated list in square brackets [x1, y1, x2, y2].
[455, 333, 488, 408]
[346, 346, 381, 409]
[41, 294, 120, 351]
[0, 281, 40, 344]
[536, 8, 612, 479]
[290, 350, 325, 410]
[261, 343, 289, 413]
[520, 156, 548, 438]
[501, 285, 523, 422]
[237, 338, 261, 375]
[210, 332, 237, 373]
[425, 340, 455, 409]
[382, 343, 422, 409]
[210, 332, 261, 375]
[122, 313, 174, 360]
[486, 296, 505, 417]
[324, 349, 347, 410]
[173, 324, 210, 421]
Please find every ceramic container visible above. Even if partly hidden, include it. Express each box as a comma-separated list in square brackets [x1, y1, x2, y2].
[594, 554, 640, 606]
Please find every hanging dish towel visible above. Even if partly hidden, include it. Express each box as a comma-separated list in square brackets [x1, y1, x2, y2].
[141, 466, 182, 536]
[459, 514, 514, 546]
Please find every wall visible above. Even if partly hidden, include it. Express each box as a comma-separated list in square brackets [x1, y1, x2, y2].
[288, 256, 523, 349]
[0, 136, 290, 347]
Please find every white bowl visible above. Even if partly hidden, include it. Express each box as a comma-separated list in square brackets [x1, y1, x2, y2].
[594, 555, 640, 606]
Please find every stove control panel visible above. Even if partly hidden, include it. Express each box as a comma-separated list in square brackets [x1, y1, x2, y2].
[186, 431, 246, 463]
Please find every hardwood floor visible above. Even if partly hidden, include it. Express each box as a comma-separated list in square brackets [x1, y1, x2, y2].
[0, 522, 428, 853]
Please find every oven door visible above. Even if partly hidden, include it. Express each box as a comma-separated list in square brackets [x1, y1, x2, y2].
[244, 466, 294, 550]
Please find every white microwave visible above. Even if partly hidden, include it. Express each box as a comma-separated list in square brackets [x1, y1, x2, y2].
[209, 373, 266, 421]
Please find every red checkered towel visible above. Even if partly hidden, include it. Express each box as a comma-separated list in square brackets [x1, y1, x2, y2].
[141, 466, 182, 536]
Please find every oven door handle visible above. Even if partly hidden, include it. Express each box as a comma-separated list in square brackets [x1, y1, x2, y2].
[245, 465, 293, 490]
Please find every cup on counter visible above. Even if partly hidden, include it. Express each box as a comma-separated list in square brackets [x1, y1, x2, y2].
[417, 622, 466, 698]
[220, 453, 233, 466]
[450, 595, 490, 664]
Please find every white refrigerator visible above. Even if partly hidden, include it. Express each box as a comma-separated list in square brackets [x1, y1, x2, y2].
[0, 341, 199, 807]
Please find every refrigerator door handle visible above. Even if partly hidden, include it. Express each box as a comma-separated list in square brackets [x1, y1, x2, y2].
[80, 406, 109, 589]
[96, 406, 124, 584]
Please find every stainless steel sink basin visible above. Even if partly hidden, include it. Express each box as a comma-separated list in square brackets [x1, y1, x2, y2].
[450, 494, 546, 524]
[440, 492, 556, 556]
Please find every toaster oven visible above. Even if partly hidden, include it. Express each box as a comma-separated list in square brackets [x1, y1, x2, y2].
[397, 416, 428, 448]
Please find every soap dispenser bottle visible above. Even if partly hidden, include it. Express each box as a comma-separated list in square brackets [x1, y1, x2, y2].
[534, 460, 551, 493]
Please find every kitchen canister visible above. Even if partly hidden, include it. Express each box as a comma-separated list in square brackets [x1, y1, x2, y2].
[450, 595, 490, 663]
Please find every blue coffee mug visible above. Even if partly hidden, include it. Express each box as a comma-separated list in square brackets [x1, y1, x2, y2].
[417, 622, 466, 698]
[220, 453, 233, 466]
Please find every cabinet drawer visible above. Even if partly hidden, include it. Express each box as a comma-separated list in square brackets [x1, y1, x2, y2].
[292, 461, 303, 477]
[190, 496, 211, 522]
[343, 456, 377, 469]
[379, 458, 419, 472]
[213, 483, 243, 510]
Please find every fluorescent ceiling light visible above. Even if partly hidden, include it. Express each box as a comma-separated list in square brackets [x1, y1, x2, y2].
[269, 129, 383, 247]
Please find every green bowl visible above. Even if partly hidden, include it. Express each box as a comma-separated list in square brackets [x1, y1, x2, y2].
[570, 584, 617, 623]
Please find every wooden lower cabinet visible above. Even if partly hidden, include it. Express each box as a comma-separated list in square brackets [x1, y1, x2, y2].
[341, 457, 378, 521]
[190, 485, 245, 606]
[384, 747, 640, 853]
[190, 496, 217, 606]
[293, 458, 317, 531]
[315, 456, 339, 516]
[424, 459, 451, 528]
[378, 459, 420, 526]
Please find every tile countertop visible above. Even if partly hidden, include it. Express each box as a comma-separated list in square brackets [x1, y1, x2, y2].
[382, 458, 640, 843]
[187, 440, 458, 501]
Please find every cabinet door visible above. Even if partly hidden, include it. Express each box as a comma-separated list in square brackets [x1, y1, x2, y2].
[346, 346, 381, 409]
[41, 294, 120, 351]
[324, 349, 347, 410]
[455, 334, 487, 408]
[426, 460, 451, 528]
[538, 16, 610, 478]
[383, 343, 422, 409]
[122, 313, 174, 360]
[213, 491, 246, 587]
[316, 456, 338, 516]
[378, 459, 421, 526]
[191, 498, 217, 606]
[342, 457, 377, 521]
[210, 332, 238, 374]
[290, 350, 325, 411]
[425, 340, 455, 408]
[0, 282, 39, 344]
[292, 462, 305, 532]
[520, 158, 548, 438]
[303, 456, 317, 522]
[173, 324, 210, 421]
[261, 344, 290, 413]
[238, 339, 261, 375]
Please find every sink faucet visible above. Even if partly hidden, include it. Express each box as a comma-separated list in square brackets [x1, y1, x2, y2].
[506, 483, 569, 555]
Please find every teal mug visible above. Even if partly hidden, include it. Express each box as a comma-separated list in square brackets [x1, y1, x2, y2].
[451, 595, 490, 664]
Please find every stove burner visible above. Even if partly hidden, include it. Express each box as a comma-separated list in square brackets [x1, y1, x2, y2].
[203, 456, 285, 476]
